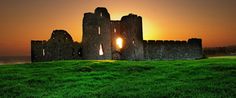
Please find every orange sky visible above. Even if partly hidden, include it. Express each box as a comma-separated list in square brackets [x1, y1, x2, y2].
[0, 0, 236, 56]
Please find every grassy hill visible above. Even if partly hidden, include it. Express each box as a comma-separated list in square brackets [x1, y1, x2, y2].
[0, 57, 236, 97]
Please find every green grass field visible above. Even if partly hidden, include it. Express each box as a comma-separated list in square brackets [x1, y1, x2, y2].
[0, 57, 236, 97]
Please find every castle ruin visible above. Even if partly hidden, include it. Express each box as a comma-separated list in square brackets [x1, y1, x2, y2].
[31, 30, 81, 62]
[31, 7, 203, 62]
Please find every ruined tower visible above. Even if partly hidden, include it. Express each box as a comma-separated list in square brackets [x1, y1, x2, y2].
[82, 7, 112, 60]
[120, 14, 144, 60]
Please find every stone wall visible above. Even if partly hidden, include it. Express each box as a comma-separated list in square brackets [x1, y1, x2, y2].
[31, 40, 47, 62]
[143, 38, 203, 60]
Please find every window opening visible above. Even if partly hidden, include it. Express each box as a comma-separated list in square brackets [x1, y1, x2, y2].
[42, 49, 45, 56]
[99, 44, 104, 55]
[132, 39, 135, 44]
[116, 37, 123, 49]
[98, 26, 101, 35]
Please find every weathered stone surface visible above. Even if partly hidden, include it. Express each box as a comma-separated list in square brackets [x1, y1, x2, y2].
[31, 40, 47, 62]
[31, 30, 81, 62]
[143, 38, 203, 60]
[31, 7, 203, 62]
[82, 7, 112, 60]
[120, 14, 144, 60]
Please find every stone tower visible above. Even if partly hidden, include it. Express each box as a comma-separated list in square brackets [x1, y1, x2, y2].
[120, 14, 144, 60]
[82, 7, 112, 60]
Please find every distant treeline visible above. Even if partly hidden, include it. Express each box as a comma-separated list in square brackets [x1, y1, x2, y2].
[204, 45, 236, 56]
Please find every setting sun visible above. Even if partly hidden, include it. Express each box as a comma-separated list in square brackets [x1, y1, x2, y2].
[116, 37, 123, 49]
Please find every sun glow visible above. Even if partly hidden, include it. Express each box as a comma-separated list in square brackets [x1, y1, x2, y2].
[116, 37, 123, 49]
[99, 44, 104, 55]
[143, 18, 162, 40]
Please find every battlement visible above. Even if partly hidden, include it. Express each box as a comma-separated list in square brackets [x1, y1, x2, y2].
[143, 38, 201, 45]
[84, 12, 94, 17]
[31, 40, 47, 44]
[144, 40, 187, 44]
[143, 38, 203, 60]
[121, 14, 142, 23]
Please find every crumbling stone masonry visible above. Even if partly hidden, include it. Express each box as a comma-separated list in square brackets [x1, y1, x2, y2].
[82, 7, 203, 60]
[31, 30, 81, 62]
[83, 7, 144, 60]
[82, 8, 112, 60]
[31, 7, 203, 62]
[143, 38, 203, 60]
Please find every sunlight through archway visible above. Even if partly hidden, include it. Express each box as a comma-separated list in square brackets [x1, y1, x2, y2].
[116, 37, 123, 49]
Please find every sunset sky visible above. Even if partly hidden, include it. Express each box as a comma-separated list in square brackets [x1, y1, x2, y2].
[0, 0, 236, 56]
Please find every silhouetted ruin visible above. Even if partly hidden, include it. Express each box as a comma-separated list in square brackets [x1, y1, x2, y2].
[31, 7, 203, 62]
[31, 30, 81, 62]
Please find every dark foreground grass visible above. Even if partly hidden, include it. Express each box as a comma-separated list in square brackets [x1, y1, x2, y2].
[0, 57, 236, 97]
